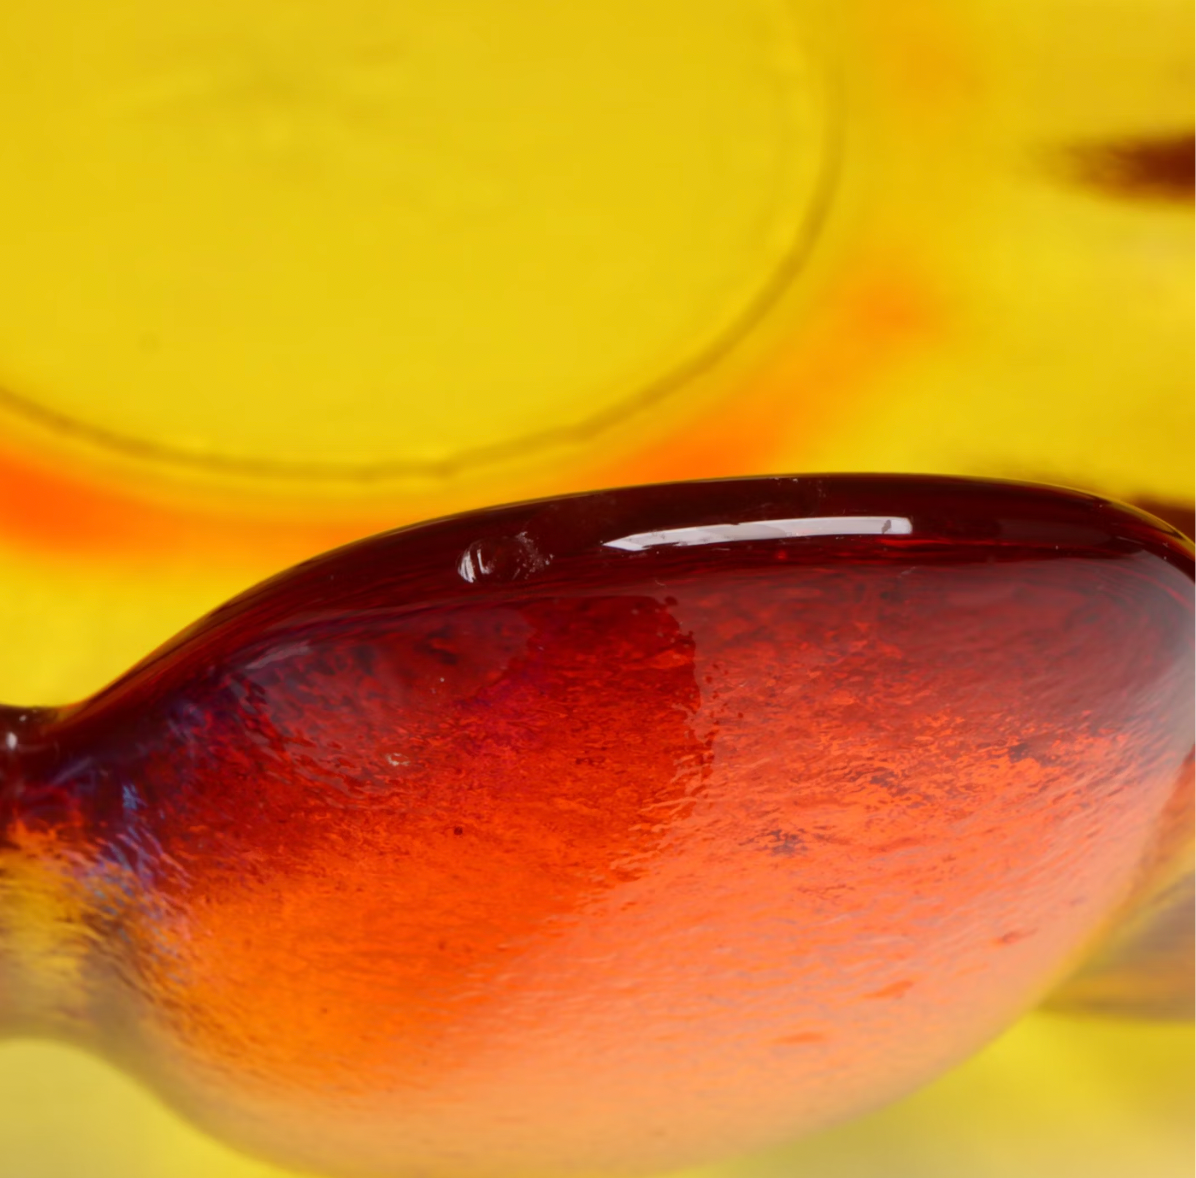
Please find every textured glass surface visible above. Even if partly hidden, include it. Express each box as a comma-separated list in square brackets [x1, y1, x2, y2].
[1, 475, 1190, 1177]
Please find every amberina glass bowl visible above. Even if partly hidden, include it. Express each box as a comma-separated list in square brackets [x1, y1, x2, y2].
[1, 474, 1190, 1178]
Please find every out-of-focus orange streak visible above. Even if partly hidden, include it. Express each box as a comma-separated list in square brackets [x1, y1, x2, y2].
[595, 262, 942, 487]
[0, 449, 383, 569]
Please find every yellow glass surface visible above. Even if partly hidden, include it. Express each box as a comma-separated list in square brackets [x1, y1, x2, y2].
[0, 0, 832, 474]
[0, 0, 1189, 1174]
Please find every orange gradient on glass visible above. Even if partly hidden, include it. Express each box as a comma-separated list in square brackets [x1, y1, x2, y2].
[1, 476, 1190, 1177]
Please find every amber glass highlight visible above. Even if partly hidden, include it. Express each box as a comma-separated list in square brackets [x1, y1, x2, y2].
[0, 475, 1191, 1178]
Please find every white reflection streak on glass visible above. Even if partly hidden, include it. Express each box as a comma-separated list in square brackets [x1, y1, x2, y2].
[603, 516, 913, 552]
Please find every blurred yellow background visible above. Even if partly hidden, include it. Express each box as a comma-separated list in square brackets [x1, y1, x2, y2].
[0, 0, 1190, 1174]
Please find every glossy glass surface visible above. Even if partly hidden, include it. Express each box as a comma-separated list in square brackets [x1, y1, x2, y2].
[0, 474, 1191, 1178]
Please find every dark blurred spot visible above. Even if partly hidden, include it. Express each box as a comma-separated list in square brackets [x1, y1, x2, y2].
[1061, 132, 1194, 202]
[759, 828, 803, 857]
[995, 928, 1037, 946]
